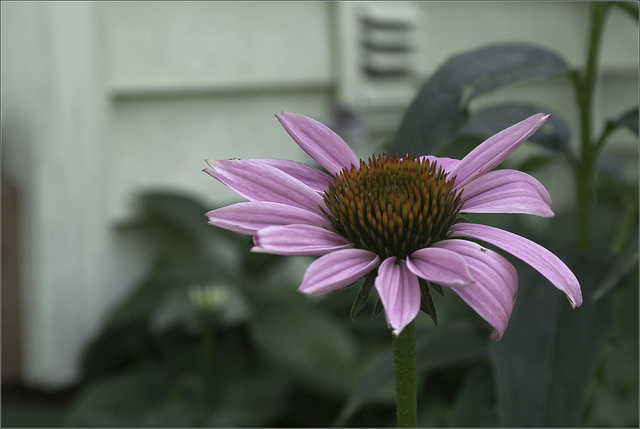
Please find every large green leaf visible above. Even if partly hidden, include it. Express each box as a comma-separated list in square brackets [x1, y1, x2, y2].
[63, 365, 168, 426]
[132, 191, 220, 242]
[334, 323, 488, 426]
[392, 43, 570, 155]
[68, 331, 290, 427]
[450, 365, 497, 427]
[490, 248, 616, 426]
[583, 268, 638, 427]
[251, 300, 359, 397]
[459, 104, 572, 153]
[207, 367, 291, 427]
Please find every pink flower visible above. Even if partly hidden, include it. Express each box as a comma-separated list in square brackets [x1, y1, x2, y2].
[204, 112, 582, 339]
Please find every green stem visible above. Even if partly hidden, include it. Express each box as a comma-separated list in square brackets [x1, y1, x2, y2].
[195, 328, 215, 427]
[576, 2, 610, 248]
[393, 320, 417, 428]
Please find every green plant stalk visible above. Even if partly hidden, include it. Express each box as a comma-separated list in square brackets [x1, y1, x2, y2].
[195, 327, 215, 427]
[393, 320, 417, 427]
[575, 2, 611, 248]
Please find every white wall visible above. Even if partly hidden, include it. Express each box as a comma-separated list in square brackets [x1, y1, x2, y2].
[2, 2, 112, 388]
[2, 1, 336, 388]
[103, 1, 335, 221]
[2, 1, 637, 388]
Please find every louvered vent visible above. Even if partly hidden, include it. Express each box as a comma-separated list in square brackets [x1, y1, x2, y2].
[334, 3, 422, 147]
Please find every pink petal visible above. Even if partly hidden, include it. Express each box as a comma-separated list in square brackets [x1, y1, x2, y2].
[256, 158, 333, 193]
[433, 239, 518, 340]
[252, 224, 351, 256]
[375, 257, 421, 335]
[276, 112, 360, 175]
[299, 248, 380, 295]
[206, 201, 333, 235]
[418, 155, 460, 174]
[452, 223, 582, 308]
[406, 247, 474, 287]
[460, 169, 551, 204]
[204, 159, 326, 214]
[460, 169, 554, 217]
[450, 113, 550, 188]
[462, 193, 553, 218]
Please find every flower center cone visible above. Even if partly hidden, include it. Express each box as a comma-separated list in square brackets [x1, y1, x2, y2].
[322, 155, 463, 260]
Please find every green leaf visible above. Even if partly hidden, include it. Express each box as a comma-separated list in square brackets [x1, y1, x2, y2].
[419, 280, 438, 325]
[80, 248, 235, 379]
[2, 406, 67, 427]
[392, 43, 570, 155]
[584, 339, 639, 426]
[450, 365, 498, 427]
[612, 1, 639, 21]
[460, 104, 572, 152]
[71, 331, 291, 427]
[592, 247, 638, 301]
[417, 397, 451, 427]
[334, 323, 487, 426]
[252, 302, 358, 397]
[372, 297, 385, 319]
[208, 367, 291, 426]
[430, 282, 444, 296]
[617, 106, 639, 135]
[135, 191, 218, 242]
[583, 264, 639, 427]
[63, 365, 167, 426]
[120, 191, 248, 262]
[350, 271, 377, 320]
[491, 248, 616, 426]
[107, 249, 235, 330]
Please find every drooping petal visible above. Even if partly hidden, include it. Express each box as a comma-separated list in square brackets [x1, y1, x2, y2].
[460, 169, 554, 217]
[452, 223, 582, 308]
[253, 224, 351, 256]
[433, 239, 518, 340]
[206, 201, 332, 235]
[276, 112, 360, 175]
[375, 257, 421, 335]
[450, 113, 550, 188]
[299, 248, 380, 295]
[204, 159, 326, 214]
[256, 158, 333, 193]
[406, 247, 474, 287]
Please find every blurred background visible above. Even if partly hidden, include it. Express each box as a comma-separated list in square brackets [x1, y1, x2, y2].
[2, 1, 638, 427]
